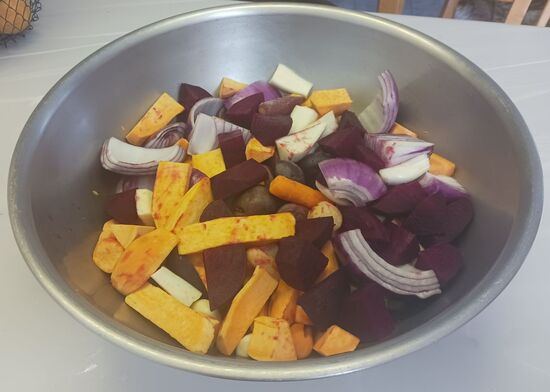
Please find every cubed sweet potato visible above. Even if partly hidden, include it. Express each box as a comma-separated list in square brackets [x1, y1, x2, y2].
[92, 220, 125, 273]
[126, 93, 184, 145]
[191, 148, 227, 178]
[176, 213, 295, 255]
[245, 137, 276, 163]
[295, 304, 313, 326]
[152, 162, 192, 230]
[219, 77, 247, 98]
[269, 280, 299, 324]
[309, 89, 352, 116]
[247, 316, 297, 361]
[110, 224, 155, 248]
[216, 266, 278, 356]
[125, 284, 215, 354]
[390, 123, 418, 138]
[315, 241, 340, 283]
[172, 178, 213, 236]
[313, 325, 359, 357]
[290, 323, 313, 359]
[246, 245, 279, 279]
[429, 153, 456, 176]
[111, 229, 179, 295]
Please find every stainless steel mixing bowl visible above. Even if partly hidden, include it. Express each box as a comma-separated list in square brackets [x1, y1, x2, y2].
[8, 3, 543, 381]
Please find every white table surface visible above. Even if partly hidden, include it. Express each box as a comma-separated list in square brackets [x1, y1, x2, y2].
[1, 1, 549, 390]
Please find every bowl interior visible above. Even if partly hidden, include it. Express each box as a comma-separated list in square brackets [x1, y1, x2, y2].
[11, 4, 541, 380]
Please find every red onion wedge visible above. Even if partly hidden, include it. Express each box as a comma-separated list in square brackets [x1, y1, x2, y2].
[224, 80, 281, 109]
[358, 70, 399, 134]
[115, 175, 156, 193]
[379, 154, 430, 185]
[143, 122, 187, 149]
[187, 113, 251, 155]
[419, 173, 468, 201]
[101, 137, 185, 175]
[335, 229, 441, 298]
[318, 158, 387, 207]
[187, 97, 224, 128]
[365, 134, 433, 167]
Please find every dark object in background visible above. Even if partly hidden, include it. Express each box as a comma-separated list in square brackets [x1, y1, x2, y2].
[0, 0, 41, 46]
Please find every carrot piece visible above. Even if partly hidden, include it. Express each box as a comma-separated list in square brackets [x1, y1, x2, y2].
[290, 323, 314, 359]
[295, 304, 313, 326]
[269, 175, 329, 208]
[315, 241, 340, 283]
[313, 325, 360, 357]
[429, 153, 456, 176]
[390, 122, 418, 138]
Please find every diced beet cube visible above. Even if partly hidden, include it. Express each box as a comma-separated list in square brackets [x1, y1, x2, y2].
[338, 283, 395, 341]
[218, 130, 246, 168]
[339, 206, 389, 246]
[372, 221, 419, 266]
[276, 237, 328, 291]
[372, 181, 427, 216]
[177, 83, 212, 122]
[338, 110, 365, 132]
[204, 244, 247, 310]
[210, 159, 268, 200]
[443, 197, 473, 242]
[403, 192, 447, 236]
[164, 252, 207, 296]
[298, 270, 350, 330]
[295, 217, 334, 248]
[200, 200, 234, 222]
[318, 127, 364, 158]
[352, 145, 385, 171]
[106, 188, 140, 224]
[250, 113, 292, 146]
[415, 243, 463, 287]
[258, 95, 305, 115]
[224, 92, 263, 128]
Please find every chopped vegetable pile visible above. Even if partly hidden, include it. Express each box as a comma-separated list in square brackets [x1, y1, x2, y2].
[93, 64, 474, 360]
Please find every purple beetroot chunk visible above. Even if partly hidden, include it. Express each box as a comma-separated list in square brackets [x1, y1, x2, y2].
[419, 196, 474, 247]
[204, 244, 247, 310]
[295, 217, 334, 248]
[250, 113, 292, 146]
[199, 200, 234, 222]
[372, 181, 427, 216]
[415, 243, 463, 287]
[338, 283, 395, 341]
[318, 127, 364, 158]
[352, 145, 385, 171]
[298, 270, 350, 330]
[164, 253, 207, 296]
[276, 237, 328, 291]
[224, 92, 263, 128]
[258, 95, 305, 115]
[210, 159, 268, 199]
[339, 206, 389, 247]
[338, 110, 366, 132]
[177, 83, 212, 122]
[403, 192, 447, 236]
[106, 188, 140, 224]
[372, 221, 419, 266]
[218, 130, 246, 168]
